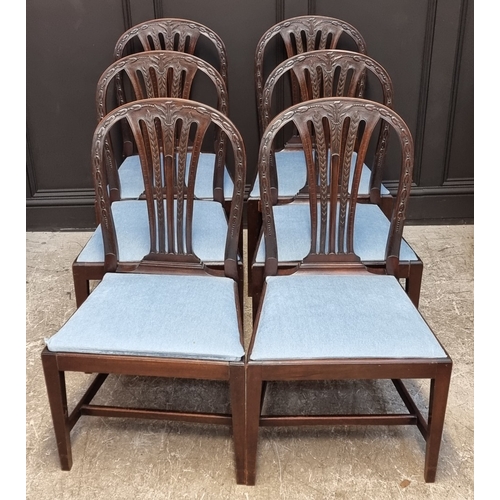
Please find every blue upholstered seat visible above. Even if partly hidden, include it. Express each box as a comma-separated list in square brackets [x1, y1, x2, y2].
[46, 273, 244, 361]
[118, 153, 234, 200]
[254, 203, 417, 263]
[250, 273, 447, 361]
[249, 150, 390, 198]
[77, 199, 230, 264]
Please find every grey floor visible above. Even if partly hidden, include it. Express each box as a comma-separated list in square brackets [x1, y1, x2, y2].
[26, 225, 473, 499]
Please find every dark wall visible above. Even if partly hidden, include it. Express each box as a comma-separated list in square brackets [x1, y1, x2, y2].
[26, 0, 473, 229]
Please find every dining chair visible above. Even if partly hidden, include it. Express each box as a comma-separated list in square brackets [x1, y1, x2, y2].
[42, 97, 247, 484]
[245, 97, 452, 484]
[248, 50, 423, 312]
[72, 50, 234, 308]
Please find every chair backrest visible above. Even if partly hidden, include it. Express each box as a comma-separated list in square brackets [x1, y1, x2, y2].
[97, 50, 228, 120]
[260, 49, 394, 202]
[92, 98, 246, 280]
[96, 51, 229, 202]
[255, 15, 367, 136]
[114, 18, 229, 89]
[258, 97, 413, 277]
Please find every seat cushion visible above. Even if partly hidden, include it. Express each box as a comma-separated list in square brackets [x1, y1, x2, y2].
[76, 200, 229, 264]
[118, 153, 234, 200]
[250, 273, 447, 361]
[46, 273, 245, 361]
[249, 150, 390, 198]
[254, 203, 417, 263]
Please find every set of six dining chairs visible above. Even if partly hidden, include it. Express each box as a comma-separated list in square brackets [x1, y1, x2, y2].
[41, 16, 452, 486]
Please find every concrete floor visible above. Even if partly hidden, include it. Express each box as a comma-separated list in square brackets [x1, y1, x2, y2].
[26, 225, 473, 499]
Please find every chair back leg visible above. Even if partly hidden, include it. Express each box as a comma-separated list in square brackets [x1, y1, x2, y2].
[406, 261, 423, 308]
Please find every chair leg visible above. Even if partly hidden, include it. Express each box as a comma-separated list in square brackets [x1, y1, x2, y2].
[246, 201, 261, 296]
[72, 266, 90, 308]
[379, 195, 394, 220]
[252, 290, 262, 322]
[406, 261, 423, 308]
[41, 349, 72, 470]
[250, 265, 264, 322]
[236, 265, 244, 313]
[424, 363, 452, 482]
[245, 366, 263, 485]
[228, 200, 244, 270]
[229, 364, 247, 485]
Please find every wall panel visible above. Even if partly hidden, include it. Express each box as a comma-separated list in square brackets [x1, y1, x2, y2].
[26, 0, 473, 229]
[26, 0, 129, 229]
[445, 0, 473, 183]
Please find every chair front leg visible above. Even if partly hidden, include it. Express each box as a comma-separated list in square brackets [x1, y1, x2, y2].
[245, 365, 264, 485]
[41, 349, 73, 470]
[424, 362, 452, 482]
[229, 363, 247, 484]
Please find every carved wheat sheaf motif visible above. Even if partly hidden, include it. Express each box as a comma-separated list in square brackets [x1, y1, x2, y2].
[151, 55, 168, 96]
[142, 61, 158, 99]
[342, 109, 362, 254]
[336, 62, 349, 96]
[142, 108, 164, 251]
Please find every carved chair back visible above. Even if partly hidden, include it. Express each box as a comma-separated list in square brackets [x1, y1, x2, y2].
[258, 97, 413, 277]
[96, 51, 229, 202]
[260, 50, 394, 205]
[114, 18, 229, 93]
[97, 51, 228, 119]
[92, 98, 245, 281]
[255, 16, 367, 136]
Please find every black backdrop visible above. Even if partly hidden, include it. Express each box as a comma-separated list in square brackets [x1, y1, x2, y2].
[26, 0, 473, 229]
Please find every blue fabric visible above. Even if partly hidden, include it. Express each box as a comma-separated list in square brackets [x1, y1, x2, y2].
[250, 273, 447, 361]
[254, 203, 417, 263]
[249, 150, 390, 198]
[46, 273, 245, 361]
[77, 200, 229, 263]
[118, 153, 234, 200]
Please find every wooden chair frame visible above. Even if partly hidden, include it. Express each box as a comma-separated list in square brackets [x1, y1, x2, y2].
[43, 97, 248, 483]
[42, 352, 246, 480]
[245, 97, 452, 485]
[246, 359, 451, 484]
